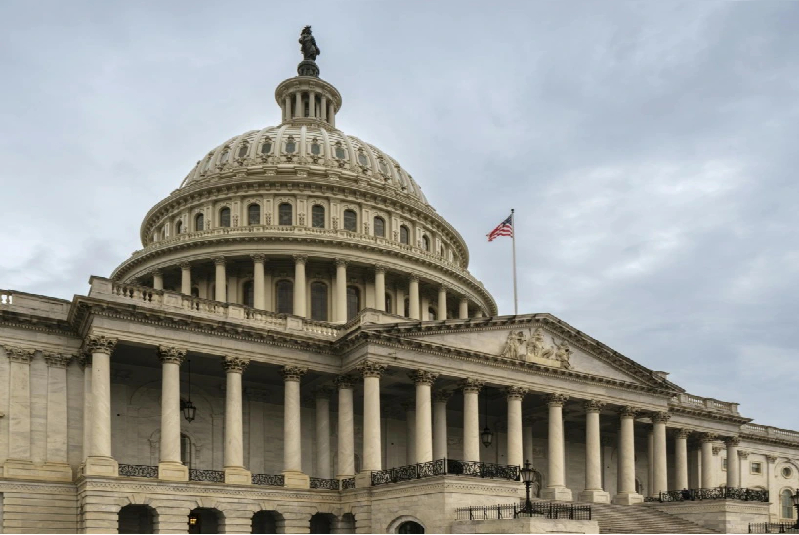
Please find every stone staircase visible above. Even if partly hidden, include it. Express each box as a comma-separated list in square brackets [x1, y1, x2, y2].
[586, 502, 717, 534]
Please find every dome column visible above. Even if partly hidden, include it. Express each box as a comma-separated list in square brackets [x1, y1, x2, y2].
[284, 96, 291, 122]
[252, 255, 265, 310]
[328, 102, 335, 127]
[321, 96, 327, 121]
[309, 90, 316, 117]
[214, 257, 226, 302]
[293, 255, 307, 318]
[335, 259, 347, 323]
[374, 265, 386, 312]
[459, 297, 469, 319]
[437, 286, 447, 320]
[152, 270, 163, 291]
[294, 91, 302, 119]
[396, 284, 406, 316]
[408, 276, 420, 320]
[180, 262, 191, 295]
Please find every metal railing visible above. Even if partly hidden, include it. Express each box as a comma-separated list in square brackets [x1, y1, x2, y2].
[371, 458, 520, 486]
[251, 473, 284, 486]
[310, 477, 340, 490]
[188, 469, 225, 483]
[341, 477, 356, 490]
[455, 502, 592, 521]
[749, 523, 799, 533]
[650, 487, 769, 503]
[118, 464, 158, 478]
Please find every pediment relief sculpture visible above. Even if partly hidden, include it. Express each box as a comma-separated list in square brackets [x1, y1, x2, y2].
[499, 328, 572, 369]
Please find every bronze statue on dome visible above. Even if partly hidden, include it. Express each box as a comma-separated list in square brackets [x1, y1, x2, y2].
[299, 26, 320, 61]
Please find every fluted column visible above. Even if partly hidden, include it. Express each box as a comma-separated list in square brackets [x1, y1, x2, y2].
[700, 433, 717, 488]
[674, 429, 690, 490]
[613, 406, 643, 505]
[309, 90, 316, 117]
[180, 262, 191, 295]
[152, 270, 164, 291]
[461, 378, 483, 462]
[314, 388, 332, 479]
[523, 416, 534, 467]
[4, 346, 33, 464]
[358, 361, 386, 480]
[328, 102, 335, 127]
[295, 91, 302, 118]
[335, 259, 347, 323]
[725, 436, 740, 488]
[580, 400, 610, 502]
[459, 297, 469, 320]
[374, 266, 386, 312]
[402, 402, 416, 465]
[433, 390, 451, 460]
[282, 366, 309, 487]
[44, 353, 70, 472]
[84, 336, 119, 476]
[214, 257, 226, 302]
[411, 370, 438, 463]
[223, 356, 251, 484]
[408, 276, 420, 320]
[335, 376, 356, 478]
[252, 254, 265, 309]
[437, 286, 447, 320]
[293, 255, 307, 318]
[541, 393, 572, 501]
[80, 353, 92, 461]
[652, 412, 669, 496]
[157, 346, 188, 481]
[284, 96, 291, 121]
[505, 387, 526, 469]
[321, 96, 327, 121]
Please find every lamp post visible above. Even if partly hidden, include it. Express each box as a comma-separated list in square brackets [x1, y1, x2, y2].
[792, 488, 799, 529]
[520, 459, 534, 515]
[181, 359, 197, 422]
[481, 388, 493, 449]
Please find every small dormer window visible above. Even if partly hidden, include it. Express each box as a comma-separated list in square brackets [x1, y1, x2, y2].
[311, 142, 321, 155]
[378, 159, 389, 175]
[260, 140, 272, 155]
[220, 149, 230, 163]
[237, 144, 249, 158]
[357, 152, 368, 167]
[285, 138, 296, 154]
[335, 145, 347, 160]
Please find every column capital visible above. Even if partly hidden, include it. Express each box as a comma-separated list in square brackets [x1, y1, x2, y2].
[158, 346, 187, 366]
[374, 264, 386, 274]
[459, 296, 469, 304]
[223, 356, 249, 374]
[651, 411, 671, 424]
[281, 366, 307, 382]
[432, 390, 453, 403]
[86, 335, 118, 356]
[312, 386, 333, 399]
[75, 351, 91, 369]
[150, 269, 163, 277]
[357, 360, 386, 378]
[724, 436, 740, 447]
[43, 353, 71, 368]
[676, 428, 691, 439]
[213, 256, 226, 266]
[505, 386, 527, 400]
[438, 284, 449, 293]
[335, 258, 348, 268]
[409, 274, 420, 283]
[699, 432, 718, 443]
[737, 450, 750, 459]
[293, 254, 308, 264]
[3, 345, 34, 363]
[251, 254, 266, 263]
[179, 261, 191, 270]
[712, 445, 723, 456]
[460, 377, 484, 393]
[409, 369, 439, 386]
[584, 400, 606, 413]
[334, 375, 356, 389]
[766, 455, 778, 463]
[546, 393, 569, 407]
[618, 405, 639, 419]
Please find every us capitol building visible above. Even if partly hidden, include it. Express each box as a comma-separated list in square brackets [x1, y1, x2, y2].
[1, 28, 798, 535]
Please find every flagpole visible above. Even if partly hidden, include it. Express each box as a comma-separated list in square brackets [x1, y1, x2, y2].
[511, 208, 518, 315]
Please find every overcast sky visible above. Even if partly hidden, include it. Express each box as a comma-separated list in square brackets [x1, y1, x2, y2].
[1, 1, 798, 429]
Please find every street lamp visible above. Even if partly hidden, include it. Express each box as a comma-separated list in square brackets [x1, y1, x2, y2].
[181, 359, 197, 423]
[792, 488, 799, 529]
[520, 460, 534, 515]
[481, 389, 493, 448]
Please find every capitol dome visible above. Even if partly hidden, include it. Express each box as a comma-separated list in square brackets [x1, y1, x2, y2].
[111, 38, 497, 321]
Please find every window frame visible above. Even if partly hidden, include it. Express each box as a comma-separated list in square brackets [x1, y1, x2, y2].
[278, 203, 293, 226]
[312, 205, 325, 229]
[275, 279, 294, 314]
[247, 203, 261, 226]
[343, 209, 358, 232]
[399, 225, 410, 245]
[310, 281, 329, 321]
[373, 216, 385, 238]
[195, 213, 204, 232]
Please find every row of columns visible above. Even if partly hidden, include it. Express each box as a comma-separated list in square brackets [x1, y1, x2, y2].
[284, 89, 336, 127]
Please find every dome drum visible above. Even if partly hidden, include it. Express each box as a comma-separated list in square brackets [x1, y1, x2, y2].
[275, 77, 342, 128]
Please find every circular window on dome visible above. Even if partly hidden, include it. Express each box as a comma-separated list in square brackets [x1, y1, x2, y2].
[782, 467, 793, 478]
[311, 142, 321, 156]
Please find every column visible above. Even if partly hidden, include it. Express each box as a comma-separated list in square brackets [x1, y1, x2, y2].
[420, 296, 429, 321]
[357, 361, 385, 486]
[580, 400, 610, 503]
[402, 402, 416, 465]
[432, 390, 451, 460]
[700, 433, 717, 488]
[329, 102, 335, 127]
[295, 91, 302, 118]
[214, 257, 226, 302]
[334, 376, 356, 478]
[505, 387, 526, 469]
[321, 96, 327, 122]
[252, 255, 265, 309]
[725, 436, 740, 488]
[523, 416, 534, 467]
[180, 262, 191, 295]
[152, 270, 164, 291]
[408, 276, 420, 320]
[674, 429, 690, 491]
[541, 393, 572, 501]
[282, 366, 309, 488]
[437, 286, 447, 320]
[309, 90, 316, 117]
[374, 266, 386, 312]
[284, 96, 291, 121]
[459, 297, 469, 320]
[652, 412, 669, 497]
[293, 255, 307, 318]
[647, 430, 654, 496]
[80, 353, 92, 462]
[335, 259, 347, 323]
[84, 336, 119, 476]
[461, 378, 483, 462]
[222, 356, 251, 484]
[613, 406, 643, 505]
[411, 370, 438, 464]
[396, 285, 406, 316]
[157, 346, 188, 481]
[4, 346, 33, 470]
[314, 388, 332, 479]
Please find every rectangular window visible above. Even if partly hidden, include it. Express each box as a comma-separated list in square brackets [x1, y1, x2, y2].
[751, 462, 762, 474]
[722, 458, 727, 471]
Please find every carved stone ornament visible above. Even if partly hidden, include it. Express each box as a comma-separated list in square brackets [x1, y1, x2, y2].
[652, 412, 671, 424]
[546, 393, 569, 407]
[700, 433, 718, 443]
[282, 366, 307, 382]
[335, 258, 347, 268]
[357, 360, 386, 378]
[3, 346, 34, 363]
[712, 445, 723, 456]
[584, 400, 606, 413]
[214, 257, 226, 266]
[676, 428, 691, 439]
[293, 254, 308, 264]
[499, 328, 572, 369]
[86, 335, 118, 356]
[724, 436, 740, 447]
[738, 450, 750, 459]
[334, 375, 356, 389]
[460, 378, 484, 393]
[313, 387, 333, 399]
[251, 254, 266, 263]
[409, 370, 439, 386]
[43, 353, 71, 368]
[374, 264, 386, 274]
[222, 356, 249, 374]
[158, 346, 186, 366]
[766, 455, 778, 463]
[432, 390, 453, 403]
[618, 406, 638, 418]
[179, 261, 191, 270]
[505, 386, 528, 400]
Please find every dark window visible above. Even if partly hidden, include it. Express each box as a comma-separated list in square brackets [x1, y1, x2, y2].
[191, 287, 199, 298]
[219, 207, 231, 228]
[335, 146, 347, 159]
[422, 235, 430, 251]
[385, 293, 392, 314]
[243, 280, 254, 308]
[397, 521, 425, 534]
[248, 204, 260, 225]
[400, 225, 410, 244]
[312, 205, 325, 228]
[343, 209, 357, 232]
[260, 141, 272, 155]
[175, 220, 182, 234]
[373, 216, 385, 237]
[347, 286, 360, 321]
[276, 280, 293, 314]
[357, 152, 368, 166]
[180, 433, 192, 468]
[237, 144, 248, 158]
[311, 142, 321, 155]
[403, 298, 410, 318]
[278, 203, 292, 226]
[310, 282, 328, 321]
[285, 140, 296, 154]
[195, 213, 204, 231]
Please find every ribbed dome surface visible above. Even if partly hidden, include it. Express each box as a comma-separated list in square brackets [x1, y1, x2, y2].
[180, 124, 429, 205]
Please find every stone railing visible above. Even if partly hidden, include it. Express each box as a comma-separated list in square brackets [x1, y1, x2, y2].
[251, 473, 285, 487]
[0, 289, 71, 320]
[118, 464, 158, 478]
[371, 458, 520, 486]
[742, 423, 799, 444]
[669, 393, 740, 415]
[650, 487, 769, 503]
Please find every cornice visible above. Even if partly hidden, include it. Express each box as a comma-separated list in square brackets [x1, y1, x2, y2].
[0, 309, 78, 337]
[740, 432, 799, 449]
[667, 404, 752, 425]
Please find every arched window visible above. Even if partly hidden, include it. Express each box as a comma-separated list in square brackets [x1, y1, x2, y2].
[400, 225, 410, 244]
[195, 213, 204, 231]
[385, 293, 392, 314]
[312, 205, 325, 228]
[219, 207, 231, 228]
[278, 203, 293, 226]
[248, 204, 260, 226]
[397, 521, 425, 534]
[310, 282, 328, 321]
[276, 280, 293, 314]
[243, 280, 254, 308]
[180, 433, 192, 468]
[346, 286, 360, 321]
[343, 209, 357, 232]
[175, 219, 183, 235]
[782, 489, 794, 519]
[422, 235, 430, 251]
[374, 216, 385, 237]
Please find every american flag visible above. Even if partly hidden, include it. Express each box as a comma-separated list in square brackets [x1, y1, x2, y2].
[487, 214, 513, 241]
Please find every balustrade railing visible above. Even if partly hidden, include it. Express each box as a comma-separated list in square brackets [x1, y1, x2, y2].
[188, 469, 225, 483]
[749, 523, 799, 533]
[652, 487, 769, 503]
[310, 477, 341, 490]
[118, 464, 158, 478]
[371, 458, 518, 486]
[251, 473, 284, 487]
[455, 502, 591, 521]
[341, 477, 356, 490]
